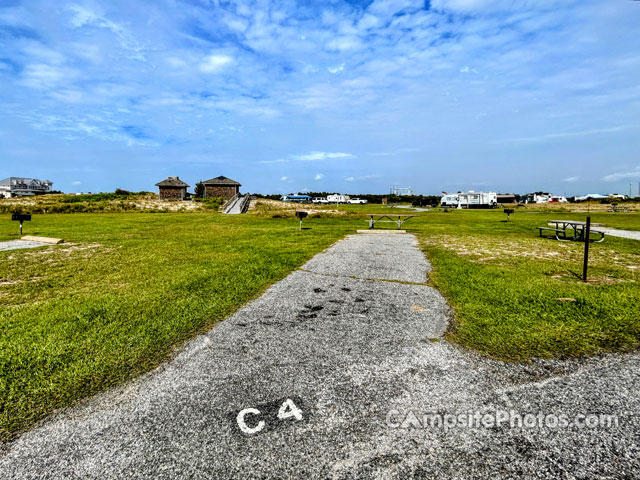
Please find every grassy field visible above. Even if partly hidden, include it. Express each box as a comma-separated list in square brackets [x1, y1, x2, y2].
[0, 212, 358, 441]
[1, 204, 639, 441]
[410, 209, 640, 361]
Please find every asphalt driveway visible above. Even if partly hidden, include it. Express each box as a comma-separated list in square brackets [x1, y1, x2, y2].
[1, 232, 637, 479]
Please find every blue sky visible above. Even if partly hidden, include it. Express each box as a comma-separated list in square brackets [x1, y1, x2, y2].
[1, 0, 639, 196]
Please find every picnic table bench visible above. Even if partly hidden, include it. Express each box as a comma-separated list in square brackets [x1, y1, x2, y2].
[366, 214, 417, 229]
[538, 220, 605, 243]
[608, 204, 629, 213]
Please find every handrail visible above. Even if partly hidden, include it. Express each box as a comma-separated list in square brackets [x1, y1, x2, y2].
[238, 195, 250, 213]
[222, 193, 239, 212]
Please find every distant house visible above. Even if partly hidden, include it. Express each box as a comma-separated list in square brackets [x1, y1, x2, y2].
[0, 177, 53, 198]
[497, 194, 518, 204]
[155, 176, 190, 200]
[202, 176, 241, 199]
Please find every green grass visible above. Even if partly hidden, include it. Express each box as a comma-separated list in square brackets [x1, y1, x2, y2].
[407, 209, 640, 361]
[0, 212, 358, 441]
[1, 206, 639, 441]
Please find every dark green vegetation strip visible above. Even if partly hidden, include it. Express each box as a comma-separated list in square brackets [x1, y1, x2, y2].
[412, 210, 640, 361]
[0, 213, 356, 441]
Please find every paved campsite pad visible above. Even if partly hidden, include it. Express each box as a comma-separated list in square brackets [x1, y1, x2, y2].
[598, 227, 640, 241]
[302, 233, 430, 283]
[1, 233, 638, 479]
[0, 239, 49, 252]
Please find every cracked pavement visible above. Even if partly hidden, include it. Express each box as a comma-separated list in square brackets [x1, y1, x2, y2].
[1, 232, 638, 479]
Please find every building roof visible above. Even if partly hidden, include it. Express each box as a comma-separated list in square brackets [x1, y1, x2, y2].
[155, 176, 190, 187]
[202, 176, 241, 186]
[0, 177, 52, 186]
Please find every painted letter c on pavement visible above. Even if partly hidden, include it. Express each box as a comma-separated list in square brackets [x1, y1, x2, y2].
[237, 408, 265, 434]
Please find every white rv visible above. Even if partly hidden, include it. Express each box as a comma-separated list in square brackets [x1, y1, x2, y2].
[523, 192, 552, 204]
[441, 191, 497, 209]
[459, 191, 498, 209]
[440, 194, 459, 207]
[326, 194, 350, 204]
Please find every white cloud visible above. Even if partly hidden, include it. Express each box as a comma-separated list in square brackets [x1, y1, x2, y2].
[166, 57, 187, 69]
[200, 54, 233, 73]
[562, 176, 579, 183]
[501, 125, 639, 144]
[358, 14, 380, 30]
[429, 0, 507, 13]
[20, 64, 78, 89]
[314, 173, 324, 180]
[280, 176, 288, 181]
[72, 181, 82, 185]
[328, 63, 345, 74]
[261, 152, 353, 163]
[68, 5, 146, 60]
[603, 166, 640, 182]
[326, 37, 362, 52]
[293, 151, 354, 161]
[343, 174, 383, 182]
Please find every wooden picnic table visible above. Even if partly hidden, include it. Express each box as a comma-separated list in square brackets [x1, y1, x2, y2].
[608, 204, 629, 213]
[366, 214, 417, 229]
[538, 219, 605, 243]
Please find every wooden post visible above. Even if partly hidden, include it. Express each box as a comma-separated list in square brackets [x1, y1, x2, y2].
[583, 216, 591, 282]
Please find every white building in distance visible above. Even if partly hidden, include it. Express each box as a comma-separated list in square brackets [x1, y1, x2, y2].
[0, 177, 53, 198]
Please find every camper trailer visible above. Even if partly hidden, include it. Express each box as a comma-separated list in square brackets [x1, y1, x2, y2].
[459, 191, 498, 209]
[281, 194, 311, 203]
[441, 191, 497, 209]
[326, 194, 350, 204]
[440, 193, 459, 207]
[523, 192, 552, 204]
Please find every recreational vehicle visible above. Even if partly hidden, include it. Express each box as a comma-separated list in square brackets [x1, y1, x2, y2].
[440, 193, 459, 207]
[326, 194, 350, 204]
[281, 194, 312, 203]
[523, 192, 552, 204]
[440, 191, 497, 209]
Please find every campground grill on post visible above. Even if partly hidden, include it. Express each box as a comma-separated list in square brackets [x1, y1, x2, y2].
[295, 211, 308, 229]
[12, 213, 31, 235]
[504, 208, 514, 221]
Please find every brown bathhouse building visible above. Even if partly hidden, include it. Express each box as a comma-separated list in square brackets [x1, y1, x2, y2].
[202, 176, 241, 199]
[155, 176, 190, 200]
